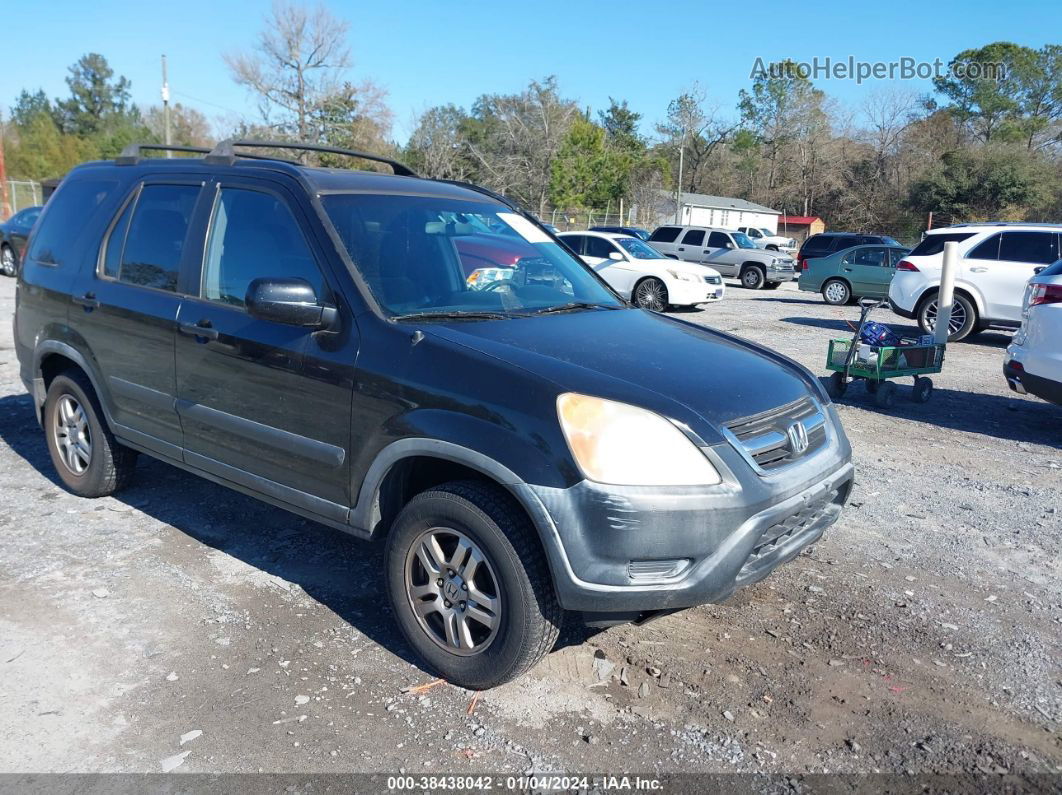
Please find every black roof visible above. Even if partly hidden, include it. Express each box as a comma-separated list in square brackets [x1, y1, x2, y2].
[73, 140, 512, 207]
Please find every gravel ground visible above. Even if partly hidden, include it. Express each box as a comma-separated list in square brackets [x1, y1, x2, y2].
[0, 275, 1059, 781]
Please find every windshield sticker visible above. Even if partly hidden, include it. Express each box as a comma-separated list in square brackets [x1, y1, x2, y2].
[497, 212, 552, 244]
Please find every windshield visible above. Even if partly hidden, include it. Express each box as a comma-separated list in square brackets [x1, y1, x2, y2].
[616, 237, 664, 259]
[322, 194, 623, 318]
[732, 232, 757, 249]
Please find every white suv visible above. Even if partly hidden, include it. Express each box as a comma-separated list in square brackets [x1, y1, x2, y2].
[1004, 258, 1062, 405]
[888, 223, 1062, 341]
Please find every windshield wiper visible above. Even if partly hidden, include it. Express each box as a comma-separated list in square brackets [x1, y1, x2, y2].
[390, 310, 510, 322]
[527, 302, 623, 315]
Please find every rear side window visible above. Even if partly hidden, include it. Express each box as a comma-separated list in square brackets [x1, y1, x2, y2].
[202, 188, 324, 308]
[116, 184, 200, 292]
[28, 178, 118, 266]
[681, 229, 705, 246]
[967, 233, 1001, 260]
[998, 231, 1058, 265]
[908, 233, 974, 257]
[585, 236, 617, 259]
[830, 236, 860, 252]
[649, 226, 681, 243]
[561, 235, 584, 255]
[800, 235, 832, 256]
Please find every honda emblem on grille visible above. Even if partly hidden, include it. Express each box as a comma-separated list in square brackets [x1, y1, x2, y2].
[786, 421, 809, 455]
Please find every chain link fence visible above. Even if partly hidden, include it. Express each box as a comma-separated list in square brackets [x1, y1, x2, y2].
[2, 180, 43, 220]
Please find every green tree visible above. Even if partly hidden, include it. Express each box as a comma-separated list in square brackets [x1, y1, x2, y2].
[908, 148, 1047, 221]
[11, 89, 54, 129]
[54, 53, 134, 136]
[934, 42, 1062, 149]
[598, 98, 644, 153]
[549, 117, 630, 208]
[6, 113, 93, 180]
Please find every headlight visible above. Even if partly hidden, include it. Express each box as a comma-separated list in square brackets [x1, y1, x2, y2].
[666, 269, 698, 283]
[556, 393, 721, 486]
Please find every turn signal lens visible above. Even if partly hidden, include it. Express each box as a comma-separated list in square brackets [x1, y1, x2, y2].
[556, 393, 721, 486]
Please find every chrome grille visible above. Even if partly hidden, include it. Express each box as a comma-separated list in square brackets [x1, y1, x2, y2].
[724, 396, 827, 472]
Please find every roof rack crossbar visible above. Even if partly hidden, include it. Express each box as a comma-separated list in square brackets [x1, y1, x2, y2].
[206, 139, 417, 176]
[116, 144, 212, 165]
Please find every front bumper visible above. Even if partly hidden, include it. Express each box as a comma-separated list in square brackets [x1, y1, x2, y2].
[889, 297, 917, 319]
[669, 278, 725, 305]
[767, 265, 798, 282]
[518, 412, 854, 612]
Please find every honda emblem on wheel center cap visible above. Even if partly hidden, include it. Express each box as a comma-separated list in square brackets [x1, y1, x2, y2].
[787, 421, 809, 455]
[444, 580, 461, 602]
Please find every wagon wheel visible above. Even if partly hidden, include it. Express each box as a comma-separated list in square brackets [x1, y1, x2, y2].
[874, 380, 897, 409]
[827, 371, 847, 399]
[911, 376, 933, 404]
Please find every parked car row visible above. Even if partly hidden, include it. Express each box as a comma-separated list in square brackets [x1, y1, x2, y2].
[0, 205, 42, 277]
[647, 225, 797, 289]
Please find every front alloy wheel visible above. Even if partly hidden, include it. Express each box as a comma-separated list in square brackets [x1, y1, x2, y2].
[405, 526, 502, 655]
[633, 278, 667, 311]
[741, 267, 765, 289]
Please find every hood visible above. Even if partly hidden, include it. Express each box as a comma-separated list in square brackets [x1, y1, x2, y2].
[649, 258, 719, 277]
[425, 308, 818, 442]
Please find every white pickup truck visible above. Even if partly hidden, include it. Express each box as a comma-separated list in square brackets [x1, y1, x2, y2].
[736, 226, 798, 256]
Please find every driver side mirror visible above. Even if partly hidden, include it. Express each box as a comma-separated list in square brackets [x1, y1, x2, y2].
[246, 278, 337, 328]
[608, 251, 624, 260]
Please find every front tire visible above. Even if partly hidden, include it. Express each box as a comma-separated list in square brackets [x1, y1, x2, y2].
[44, 371, 137, 497]
[384, 481, 562, 689]
[741, 266, 766, 290]
[632, 278, 668, 311]
[0, 245, 16, 277]
[917, 292, 977, 341]
[822, 279, 851, 305]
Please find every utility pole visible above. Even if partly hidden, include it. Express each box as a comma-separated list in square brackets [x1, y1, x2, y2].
[0, 118, 9, 220]
[674, 142, 685, 224]
[161, 54, 172, 156]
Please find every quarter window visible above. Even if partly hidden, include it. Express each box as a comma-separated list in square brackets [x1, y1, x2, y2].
[681, 229, 705, 246]
[28, 178, 117, 266]
[649, 226, 682, 243]
[117, 184, 199, 291]
[202, 188, 324, 308]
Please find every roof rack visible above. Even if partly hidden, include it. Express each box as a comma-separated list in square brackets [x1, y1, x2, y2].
[116, 144, 212, 165]
[206, 139, 418, 177]
[947, 221, 1061, 228]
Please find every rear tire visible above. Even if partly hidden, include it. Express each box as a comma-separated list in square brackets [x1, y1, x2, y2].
[741, 266, 766, 290]
[917, 292, 977, 341]
[384, 481, 562, 689]
[0, 245, 16, 277]
[822, 279, 851, 306]
[43, 371, 137, 497]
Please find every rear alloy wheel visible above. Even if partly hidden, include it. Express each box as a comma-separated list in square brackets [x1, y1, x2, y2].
[741, 267, 766, 290]
[0, 245, 16, 277]
[44, 371, 137, 497]
[385, 481, 561, 689]
[822, 279, 851, 305]
[918, 293, 977, 341]
[633, 278, 668, 311]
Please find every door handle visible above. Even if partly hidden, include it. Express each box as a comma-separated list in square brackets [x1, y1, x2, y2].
[969, 267, 988, 273]
[72, 292, 100, 309]
[179, 321, 219, 341]
[677, 247, 685, 251]
[842, 267, 853, 272]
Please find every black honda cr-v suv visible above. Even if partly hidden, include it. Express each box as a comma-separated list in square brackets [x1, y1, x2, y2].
[15, 141, 853, 688]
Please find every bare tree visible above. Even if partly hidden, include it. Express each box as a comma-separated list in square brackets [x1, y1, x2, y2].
[225, 1, 351, 142]
[656, 84, 735, 192]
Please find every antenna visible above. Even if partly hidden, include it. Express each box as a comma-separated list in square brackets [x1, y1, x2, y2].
[161, 55, 171, 157]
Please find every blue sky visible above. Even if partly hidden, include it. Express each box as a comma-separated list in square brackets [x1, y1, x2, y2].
[2, 0, 1056, 142]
